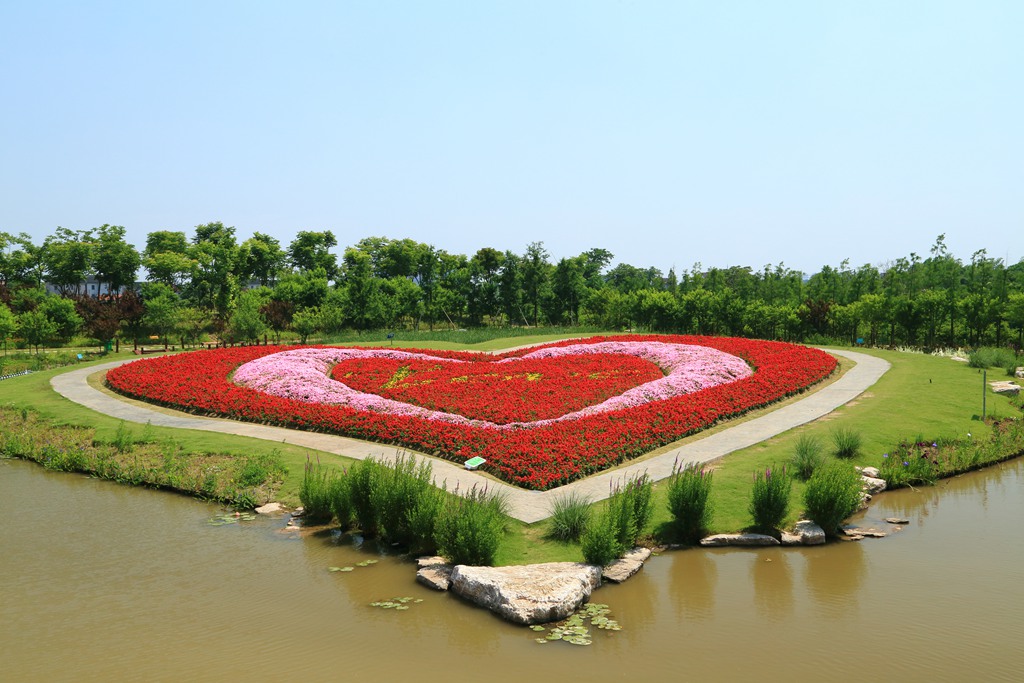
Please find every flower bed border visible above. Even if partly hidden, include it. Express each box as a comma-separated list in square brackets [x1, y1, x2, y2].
[106, 335, 837, 490]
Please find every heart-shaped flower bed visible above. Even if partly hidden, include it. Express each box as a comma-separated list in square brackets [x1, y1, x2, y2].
[231, 341, 754, 428]
[106, 335, 837, 490]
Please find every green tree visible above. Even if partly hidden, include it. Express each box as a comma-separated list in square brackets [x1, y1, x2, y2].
[91, 224, 140, 296]
[17, 309, 57, 351]
[551, 257, 586, 325]
[1007, 292, 1024, 348]
[521, 242, 550, 327]
[42, 227, 93, 295]
[339, 248, 385, 330]
[38, 296, 82, 343]
[288, 230, 338, 279]
[291, 307, 321, 343]
[226, 289, 268, 344]
[141, 283, 181, 348]
[0, 304, 16, 351]
[1, 232, 44, 289]
[238, 232, 286, 287]
[186, 222, 239, 320]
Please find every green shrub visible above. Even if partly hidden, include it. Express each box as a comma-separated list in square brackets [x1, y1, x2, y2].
[299, 457, 338, 523]
[967, 346, 1020, 371]
[830, 427, 862, 459]
[435, 485, 508, 566]
[803, 462, 864, 536]
[791, 434, 824, 480]
[546, 491, 592, 542]
[665, 461, 713, 543]
[580, 508, 624, 566]
[749, 465, 791, 534]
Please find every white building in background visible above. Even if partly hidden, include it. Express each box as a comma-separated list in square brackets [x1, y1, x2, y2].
[43, 278, 137, 298]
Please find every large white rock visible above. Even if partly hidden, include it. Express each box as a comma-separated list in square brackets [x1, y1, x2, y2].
[449, 562, 601, 625]
[861, 475, 887, 494]
[602, 547, 652, 583]
[990, 381, 1020, 396]
[793, 519, 826, 545]
[699, 533, 779, 547]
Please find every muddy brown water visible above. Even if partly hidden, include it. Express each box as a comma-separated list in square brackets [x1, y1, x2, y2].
[2, 457, 1022, 682]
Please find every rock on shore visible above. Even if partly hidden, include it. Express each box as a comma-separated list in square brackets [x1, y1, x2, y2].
[449, 563, 602, 625]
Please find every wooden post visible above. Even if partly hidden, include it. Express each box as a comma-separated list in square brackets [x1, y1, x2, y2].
[983, 370, 987, 420]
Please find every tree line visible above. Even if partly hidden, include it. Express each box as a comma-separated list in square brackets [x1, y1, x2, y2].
[1, 225, 1023, 351]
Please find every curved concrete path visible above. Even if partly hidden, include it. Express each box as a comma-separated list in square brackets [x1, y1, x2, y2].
[51, 349, 888, 523]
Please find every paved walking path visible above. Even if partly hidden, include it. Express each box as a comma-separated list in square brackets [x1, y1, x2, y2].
[51, 349, 889, 523]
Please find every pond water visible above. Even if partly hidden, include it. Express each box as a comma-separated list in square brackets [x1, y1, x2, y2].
[1, 456, 1021, 682]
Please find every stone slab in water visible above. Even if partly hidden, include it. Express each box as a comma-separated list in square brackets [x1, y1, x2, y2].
[416, 564, 454, 591]
[255, 502, 284, 515]
[449, 562, 601, 625]
[602, 547, 652, 583]
[699, 533, 780, 547]
[416, 556, 448, 569]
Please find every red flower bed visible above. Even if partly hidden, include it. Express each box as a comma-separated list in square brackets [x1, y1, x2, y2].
[105, 335, 837, 490]
[329, 353, 664, 424]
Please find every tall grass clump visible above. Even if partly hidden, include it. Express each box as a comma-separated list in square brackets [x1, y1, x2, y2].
[749, 466, 791, 534]
[435, 485, 508, 566]
[368, 453, 437, 546]
[405, 483, 446, 556]
[299, 457, 339, 523]
[546, 491, 592, 542]
[791, 434, 824, 480]
[581, 473, 653, 565]
[665, 460, 713, 543]
[346, 457, 382, 536]
[112, 421, 134, 454]
[803, 462, 864, 536]
[831, 427, 862, 459]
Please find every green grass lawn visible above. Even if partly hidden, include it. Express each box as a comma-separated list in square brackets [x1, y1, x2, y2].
[1, 339, 1018, 566]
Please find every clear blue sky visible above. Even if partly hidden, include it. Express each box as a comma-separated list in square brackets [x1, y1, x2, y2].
[2, 1, 1021, 275]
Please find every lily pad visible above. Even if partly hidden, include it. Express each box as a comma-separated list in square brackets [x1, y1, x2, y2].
[329, 566, 354, 573]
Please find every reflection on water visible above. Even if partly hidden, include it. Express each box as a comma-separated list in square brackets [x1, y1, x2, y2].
[803, 542, 866, 618]
[667, 549, 717, 620]
[1, 456, 1023, 682]
[751, 548, 793, 620]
